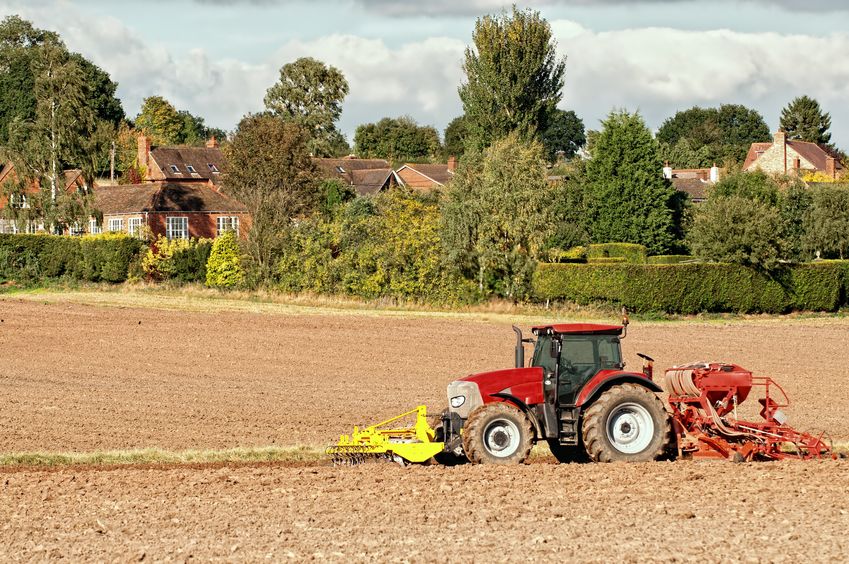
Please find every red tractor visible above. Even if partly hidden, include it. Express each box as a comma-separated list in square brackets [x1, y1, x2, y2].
[436, 320, 671, 465]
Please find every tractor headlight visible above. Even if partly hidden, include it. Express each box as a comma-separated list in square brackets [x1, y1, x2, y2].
[450, 395, 466, 408]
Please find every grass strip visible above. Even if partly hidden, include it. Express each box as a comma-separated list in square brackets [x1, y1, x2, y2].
[0, 445, 326, 468]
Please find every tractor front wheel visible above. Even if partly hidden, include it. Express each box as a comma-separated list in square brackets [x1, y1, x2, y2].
[582, 383, 671, 463]
[463, 403, 533, 465]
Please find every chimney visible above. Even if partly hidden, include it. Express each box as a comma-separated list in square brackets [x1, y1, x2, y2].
[447, 155, 457, 172]
[710, 163, 719, 183]
[137, 135, 150, 171]
[206, 136, 219, 148]
[662, 161, 673, 180]
[774, 130, 787, 173]
[793, 157, 801, 172]
[826, 156, 836, 179]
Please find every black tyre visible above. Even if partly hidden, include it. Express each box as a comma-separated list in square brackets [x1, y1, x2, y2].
[581, 383, 671, 463]
[546, 439, 590, 464]
[462, 403, 533, 465]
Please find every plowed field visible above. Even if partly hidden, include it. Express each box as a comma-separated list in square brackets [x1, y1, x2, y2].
[1, 296, 848, 561]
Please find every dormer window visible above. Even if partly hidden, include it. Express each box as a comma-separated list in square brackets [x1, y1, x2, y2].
[169, 165, 181, 173]
[336, 166, 345, 174]
[207, 163, 219, 173]
[186, 165, 197, 174]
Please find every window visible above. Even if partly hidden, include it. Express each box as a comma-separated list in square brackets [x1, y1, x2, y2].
[169, 165, 181, 173]
[207, 163, 219, 173]
[166, 216, 188, 240]
[9, 193, 27, 209]
[108, 218, 124, 232]
[335, 166, 345, 174]
[89, 219, 102, 235]
[186, 165, 197, 174]
[216, 216, 239, 236]
[69, 223, 84, 236]
[128, 217, 143, 237]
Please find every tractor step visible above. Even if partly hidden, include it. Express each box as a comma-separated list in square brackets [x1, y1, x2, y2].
[557, 407, 581, 446]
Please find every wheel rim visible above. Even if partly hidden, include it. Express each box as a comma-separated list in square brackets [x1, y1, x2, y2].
[605, 402, 654, 455]
[482, 418, 521, 458]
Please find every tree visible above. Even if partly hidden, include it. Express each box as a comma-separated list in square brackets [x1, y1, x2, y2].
[135, 95, 184, 145]
[585, 110, 678, 254]
[443, 116, 467, 159]
[546, 160, 591, 250]
[802, 186, 849, 259]
[459, 7, 565, 152]
[687, 195, 786, 270]
[441, 132, 553, 297]
[540, 109, 585, 162]
[354, 116, 441, 162]
[223, 114, 318, 280]
[206, 230, 246, 288]
[659, 138, 713, 169]
[264, 57, 349, 156]
[657, 104, 771, 164]
[780, 95, 832, 144]
[71, 53, 124, 127]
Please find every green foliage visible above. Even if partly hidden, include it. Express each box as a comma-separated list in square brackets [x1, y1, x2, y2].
[658, 138, 714, 169]
[70, 53, 124, 127]
[545, 246, 587, 263]
[646, 255, 694, 264]
[586, 243, 647, 264]
[135, 95, 184, 145]
[585, 110, 678, 254]
[264, 57, 349, 157]
[440, 132, 554, 298]
[686, 195, 785, 270]
[318, 179, 355, 216]
[533, 262, 849, 313]
[224, 113, 318, 281]
[142, 235, 212, 283]
[802, 185, 849, 259]
[780, 95, 831, 144]
[459, 7, 565, 151]
[0, 233, 142, 283]
[540, 109, 585, 162]
[545, 161, 591, 251]
[443, 116, 467, 159]
[354, 116, 441, 162]
[657, 104, 771, 165]
[206, 231, 245, 289]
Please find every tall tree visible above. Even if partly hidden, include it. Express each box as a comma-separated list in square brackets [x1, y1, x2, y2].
[780, 95, 832, 144]
[354, 116, 441, 162]
[657, 104, 770, 165]
[443, 115, 467, 159]
[441, 132, 553, 297]
[585, 110, 678, 254]
[459, 7, 565, 152]
[802, 185, 849, 259]
[540, 109, 585, 161]
[223, 114, 318, 280]
[264, 57, 349, 157]
[135, 95, 184, 145]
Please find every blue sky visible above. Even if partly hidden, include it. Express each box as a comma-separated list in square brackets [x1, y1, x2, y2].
[3, 0, 849, 145]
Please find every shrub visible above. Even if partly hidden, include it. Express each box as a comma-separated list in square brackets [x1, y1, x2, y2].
[647, 255, 695, 264]
[206, 231, 246, 289]
[586, 243, 647, 264]
[545, 246, 587, 263]
[533, 261, 849, 313]
[587, 257, 626, 264]
[142, 236, 212, 283]
[79, 233, 145, 283]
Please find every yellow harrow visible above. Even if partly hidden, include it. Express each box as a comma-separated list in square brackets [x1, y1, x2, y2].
[327, 405, 445, 465]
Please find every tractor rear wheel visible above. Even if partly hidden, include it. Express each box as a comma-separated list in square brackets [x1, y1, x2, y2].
[581, 383, 671, 463]
[463, 403, 533, 465]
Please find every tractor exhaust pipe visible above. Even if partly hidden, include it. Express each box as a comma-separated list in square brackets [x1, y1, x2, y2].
[512, 325, 524, 368]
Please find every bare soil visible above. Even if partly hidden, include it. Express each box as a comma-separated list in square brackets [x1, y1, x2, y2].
[2, 460, 848, 561]
[1, 299, 847, 453]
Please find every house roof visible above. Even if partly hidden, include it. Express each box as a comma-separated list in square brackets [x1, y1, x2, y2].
[93, 182, 247, 215]
[743, 140, 844, 172]
[313, 157, 395, 196]
[350, 169, 395, 196]
[149, 146, 226, 184]
[399, 163, 454, 186]
[672, 177, 710, 201]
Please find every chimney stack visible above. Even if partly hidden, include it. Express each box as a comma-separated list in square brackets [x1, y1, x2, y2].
[447, 155, 457, 172]
[137, 135, 150, 173]
[826, 156, 836, 179]
[710, 163, 719, 183]
[662, 161, 673, 180]
[206, 136, 219, 149]
[774, 130, 787, 173]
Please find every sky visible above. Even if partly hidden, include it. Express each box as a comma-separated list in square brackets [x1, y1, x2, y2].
[2, 0, 849, 145]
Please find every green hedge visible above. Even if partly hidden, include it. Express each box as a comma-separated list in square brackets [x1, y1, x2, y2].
[587, 257, 626, 264]
[586, 243, 648, 264]
[533, 261, 849, 313]
[647, 255, 695, 264]
[0, 234, 144, 284]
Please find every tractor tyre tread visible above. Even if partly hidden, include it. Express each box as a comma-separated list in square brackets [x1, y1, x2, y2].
[463, 403, 533, 465]
[581, 383, 672, 463]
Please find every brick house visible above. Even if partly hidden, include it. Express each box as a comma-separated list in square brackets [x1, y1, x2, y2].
[137, 135, 225, 187]
[0, 164, 90, 234]
[395, 157, 457, 191]
[313, 156, 399, 196]
[744, 130, 843, 178]
[92, 181, 250, 240]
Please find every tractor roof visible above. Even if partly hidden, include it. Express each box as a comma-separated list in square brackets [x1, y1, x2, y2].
[531, 323, 623, 335]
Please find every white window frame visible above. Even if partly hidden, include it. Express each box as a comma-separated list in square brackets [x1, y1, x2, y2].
[166, 216, 188, 240]
[89, 219, 102, 235]
[216, 216, 239, 237]
[207, 163, 219, 173]
[186, 165, 197, 174]
[69, 222, 84, 236]
[108, 218, 124, 232]
[128, 217, 143, 237]
[9, 193, 28, 209]
[169, 165, 181, 173]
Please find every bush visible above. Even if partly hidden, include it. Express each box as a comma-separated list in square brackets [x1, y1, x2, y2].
[647, 255, 695, 264]
[533, 261, 849, 313]
[142, 236, 212, 283]
[0, 233, 142, 284]
[586, 243, 647, 264]
[545, 246, 587, 263]
[587, 257, 626, 264]
[206, 231, 245, 289]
